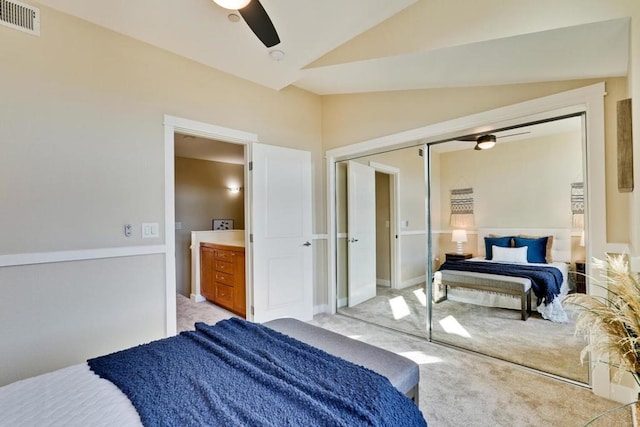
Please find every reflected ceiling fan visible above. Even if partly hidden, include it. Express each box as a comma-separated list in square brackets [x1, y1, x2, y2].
[213, 0, 280, 48]
[457, 131, 531, 150]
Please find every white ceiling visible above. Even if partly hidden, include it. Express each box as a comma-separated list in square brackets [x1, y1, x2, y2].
[33, 0, 629, 95]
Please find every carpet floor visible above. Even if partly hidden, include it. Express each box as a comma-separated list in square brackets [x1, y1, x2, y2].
[338, 284, 589, 384]
[177, 294, 632, 427]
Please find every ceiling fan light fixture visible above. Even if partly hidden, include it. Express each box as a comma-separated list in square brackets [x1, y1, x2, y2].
[269, 49, 285, 61]
[476, 134, 496, 150]
[213, 0, 251, 10]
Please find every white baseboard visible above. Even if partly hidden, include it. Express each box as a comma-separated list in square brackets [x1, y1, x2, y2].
[313, 304, 328, 315]
[610, 382, 639, 404]
[190, 293, 206, 303]
[399, 275, 426, 289]
[376, 279, 391, 286]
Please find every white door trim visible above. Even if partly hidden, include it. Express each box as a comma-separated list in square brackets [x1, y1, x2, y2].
[163, 115, 258, 336]
[368, 161, 401, 289]
[326, 82, 611, 398]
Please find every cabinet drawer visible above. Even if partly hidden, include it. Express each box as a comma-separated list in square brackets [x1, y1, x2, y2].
[214, 283, 234, 309]
[215, 272, 234, 286]
[215, 260, 233, 274]
[214, 249, 233, 261]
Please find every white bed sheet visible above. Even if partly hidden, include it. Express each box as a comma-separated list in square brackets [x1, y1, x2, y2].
[446, 258, 569, 322]
[0, 363, 142, 427]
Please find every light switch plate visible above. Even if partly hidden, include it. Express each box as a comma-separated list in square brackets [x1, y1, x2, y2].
[142, 222, 160, 238]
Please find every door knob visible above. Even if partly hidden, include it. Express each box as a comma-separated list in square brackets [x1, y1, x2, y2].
[349, 238, 359, 243]
[303, 241, 311, 247]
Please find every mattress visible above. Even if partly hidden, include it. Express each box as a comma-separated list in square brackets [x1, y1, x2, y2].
[0, 319, 422, 426]
[0, 363, 142, 427]
[441, 259, 569, 322]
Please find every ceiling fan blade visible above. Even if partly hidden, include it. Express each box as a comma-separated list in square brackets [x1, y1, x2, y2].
[497, 131, 530, 139]
[456, 136, 477, 142]
[238, 0, 280, 48]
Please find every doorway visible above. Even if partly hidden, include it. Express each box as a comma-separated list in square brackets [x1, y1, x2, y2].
[173, 133, 245, 301]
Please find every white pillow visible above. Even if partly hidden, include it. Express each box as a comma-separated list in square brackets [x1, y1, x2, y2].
[492, 245, 528, 263]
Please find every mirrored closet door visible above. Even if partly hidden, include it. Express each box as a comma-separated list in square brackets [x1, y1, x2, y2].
[427, 115, 589, 384]
[335, 114, 590, 385]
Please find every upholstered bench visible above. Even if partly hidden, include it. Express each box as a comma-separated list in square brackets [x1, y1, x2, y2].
[264, 318, 420, 405]
[435, 270, 532, 320]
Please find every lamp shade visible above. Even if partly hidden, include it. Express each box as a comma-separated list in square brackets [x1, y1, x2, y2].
[451, 229, 468, 243]
[213, 0, 251, 10]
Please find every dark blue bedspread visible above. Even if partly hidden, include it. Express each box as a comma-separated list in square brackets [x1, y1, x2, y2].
[88, 318, 426, 427]
[439, 261, 563, 305]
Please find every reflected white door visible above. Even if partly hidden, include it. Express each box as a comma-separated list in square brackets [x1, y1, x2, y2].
[347, 161, 377, 307]
[251, 143, 313, 322]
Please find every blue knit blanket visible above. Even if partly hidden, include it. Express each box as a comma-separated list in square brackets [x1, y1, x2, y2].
[88, 318, 426, 427]
[439, 260, 563, 305]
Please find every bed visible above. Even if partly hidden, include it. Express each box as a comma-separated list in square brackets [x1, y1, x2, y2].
[0, 318, 425, 427]
[434, 228, 571, 322]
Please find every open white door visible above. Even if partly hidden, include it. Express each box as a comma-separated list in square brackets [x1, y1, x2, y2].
[251, 143, 313, 322]
[347, 161, 377, 307]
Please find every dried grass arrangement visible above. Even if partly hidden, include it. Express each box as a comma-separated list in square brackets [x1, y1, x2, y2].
[565, 254, 640, 425]
[565, 254, 640, 385]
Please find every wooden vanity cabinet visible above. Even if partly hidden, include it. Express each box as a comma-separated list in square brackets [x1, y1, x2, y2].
[200, 243, 246, 317]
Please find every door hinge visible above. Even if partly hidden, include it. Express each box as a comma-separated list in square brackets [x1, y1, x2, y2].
[418, 148, 424, 157]
[251, 306, 254, 315]
[250, 233, 253, 243]
[249, 161, 253, 171]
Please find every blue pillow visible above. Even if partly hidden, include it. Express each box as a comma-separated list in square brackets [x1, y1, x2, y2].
[484, 236, 512, 260]
[513, 236, 548, 263]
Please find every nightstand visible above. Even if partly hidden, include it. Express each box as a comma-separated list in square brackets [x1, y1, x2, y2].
[445, 253, 472, 262]
[575, 260, 586, 293]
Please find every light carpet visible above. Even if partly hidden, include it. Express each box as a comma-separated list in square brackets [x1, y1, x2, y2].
[338, 285, 589, 384]
[177, 294, 631, 427]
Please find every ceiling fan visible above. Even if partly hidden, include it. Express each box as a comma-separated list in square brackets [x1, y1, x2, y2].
[213, 0, 280, 48]
[456, 131, 531, 150]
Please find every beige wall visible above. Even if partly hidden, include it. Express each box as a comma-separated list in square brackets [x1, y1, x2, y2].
[0, 6, 322, 386]
[439, 131, 582, 230]
[174, 157, 245, 297]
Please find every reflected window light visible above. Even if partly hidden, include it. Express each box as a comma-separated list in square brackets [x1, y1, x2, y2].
[413, 288, 427, 307]
[399, 351, 443, 365]
[439, 315, 471, 338]
[389, 296, 411, 320]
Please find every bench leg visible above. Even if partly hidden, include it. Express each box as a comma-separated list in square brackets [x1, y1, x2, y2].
[521, 290, 531, 321]
[406, 384, 419, 407]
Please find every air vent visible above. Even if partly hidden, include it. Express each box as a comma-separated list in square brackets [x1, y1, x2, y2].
[0, 0, 40, 36]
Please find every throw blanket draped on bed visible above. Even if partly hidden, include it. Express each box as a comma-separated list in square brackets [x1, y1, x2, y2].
[439, 260, 563, 305]
[88, 318, 426, 427]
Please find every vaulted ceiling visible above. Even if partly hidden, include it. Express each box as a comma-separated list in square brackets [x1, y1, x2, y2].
[34, 0, 630, 95]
